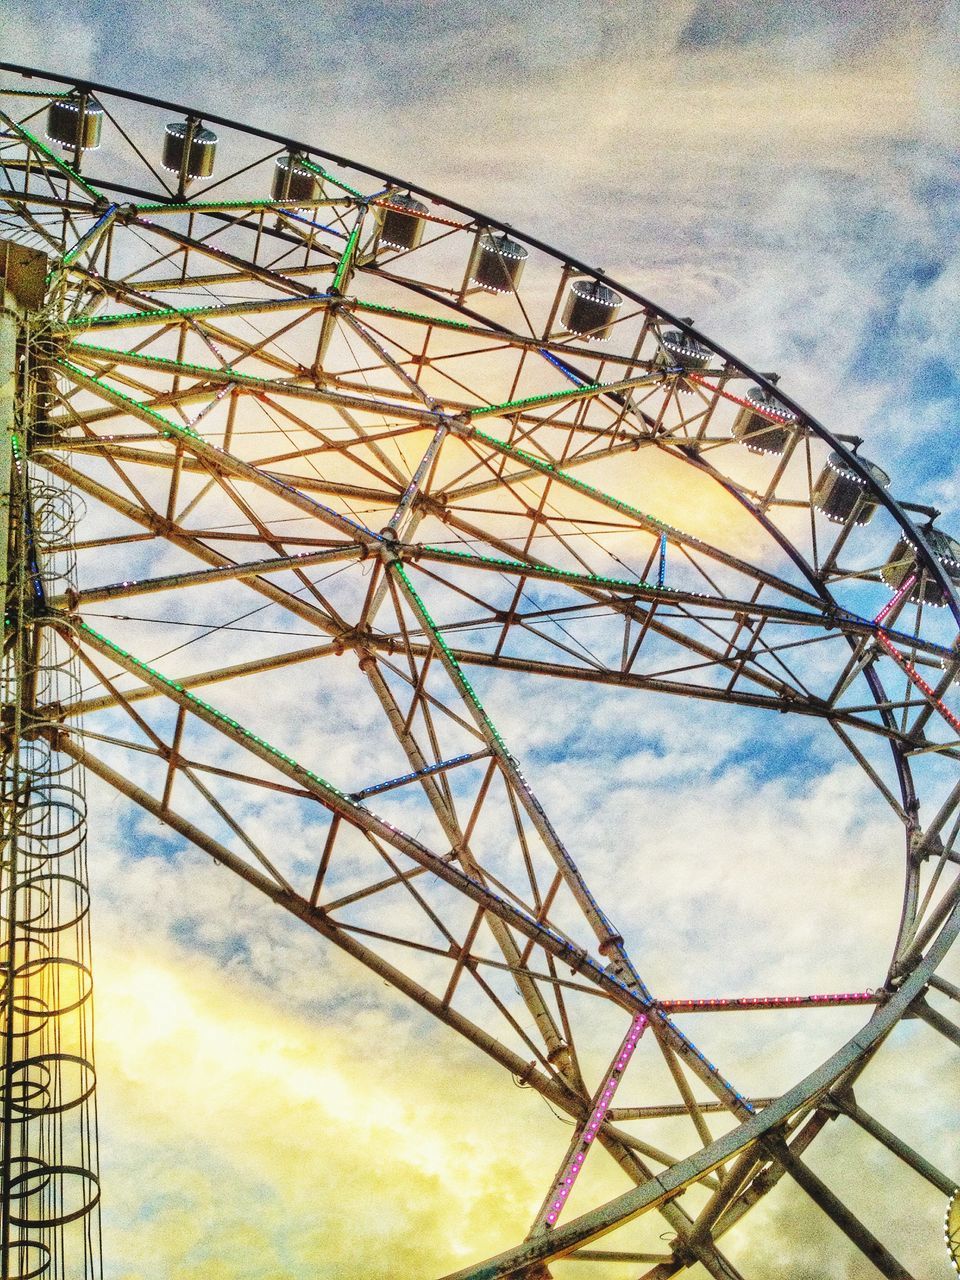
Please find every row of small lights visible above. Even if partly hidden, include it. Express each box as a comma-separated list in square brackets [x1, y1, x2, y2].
[542, 1014, 647, 1228]
[31, 91, 960, 573]
[660, 991, 876, 1011]
[946, 1189, 960, 1274]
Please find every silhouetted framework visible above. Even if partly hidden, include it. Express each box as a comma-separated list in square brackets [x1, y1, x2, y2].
[1, 241, 101, 1279]
[0, 62, 958, 1280]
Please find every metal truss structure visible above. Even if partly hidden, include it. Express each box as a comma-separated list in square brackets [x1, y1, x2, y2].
[0, 62, 958, 1280]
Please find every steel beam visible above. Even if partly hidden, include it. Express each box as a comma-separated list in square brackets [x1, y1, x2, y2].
[912, 998, 960, 1049]
[767, 1140, 912, 1280]
[835, 1096, 956, 1196]
[436, 889, 960, 1279]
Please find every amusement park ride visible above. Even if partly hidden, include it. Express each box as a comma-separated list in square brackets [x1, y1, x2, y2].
[0, 62, 958, 1280]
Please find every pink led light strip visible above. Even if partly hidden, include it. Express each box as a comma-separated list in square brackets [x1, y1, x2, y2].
[871, 571, 960, 736]
[875, 572, 917, 625]
[534, 1013, 647, 1232]
[660, 991, 876, 1014]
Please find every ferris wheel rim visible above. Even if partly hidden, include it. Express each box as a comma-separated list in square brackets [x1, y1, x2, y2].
[2, 59, 957, 622]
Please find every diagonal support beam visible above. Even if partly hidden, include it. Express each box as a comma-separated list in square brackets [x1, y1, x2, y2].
[834, 1095, 956, 1196]
[765, 1139, 912, 1280]
[436, 887, 960, 1279]
[911, 997, 960, 1049]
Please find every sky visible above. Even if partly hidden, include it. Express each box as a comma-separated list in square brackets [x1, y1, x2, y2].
[3, 3, 960, 1278]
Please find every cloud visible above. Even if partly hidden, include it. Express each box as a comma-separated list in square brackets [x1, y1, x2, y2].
[677, 0, 934, 57]
[93, 934, 562, 1279]
[0, 3, 97, 77]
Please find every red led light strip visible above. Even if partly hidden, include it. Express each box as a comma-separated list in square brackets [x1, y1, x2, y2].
[870, 570, 960, 736]
[659, 991, 877, 1014]
[687, 372, 796, 423]
[367, 197, 470, 230]
[876, 631, 960, 736]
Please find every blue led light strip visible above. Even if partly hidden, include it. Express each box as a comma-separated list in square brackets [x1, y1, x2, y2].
[348, 750, 487, 800]
[61, 203, 118, 269]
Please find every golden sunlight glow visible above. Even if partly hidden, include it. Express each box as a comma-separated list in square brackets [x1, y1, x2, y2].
[93, 936, 561, 1279]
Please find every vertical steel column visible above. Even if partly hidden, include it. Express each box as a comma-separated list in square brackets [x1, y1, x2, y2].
[0, 240, 102, 1280]
[0, 255, 24, 1280]
[0, 286, 18, 592]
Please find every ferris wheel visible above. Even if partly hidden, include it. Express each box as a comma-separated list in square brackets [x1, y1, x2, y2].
[0, 62, 958, 1280]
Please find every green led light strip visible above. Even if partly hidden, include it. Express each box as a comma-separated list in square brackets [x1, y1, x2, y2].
[77, 619, 354, 802]
[391, 563, 511, 757]
[57, 293, 332, 332]
[352, 299, 472, 332]
[55, 357, 201, 441]
[68, 341, 308, 399]
[468, 423, 788, 586]
[9, 118, 103, 201]
[471, 424, 677, 536]
[470, 371, 663, 420]
[60, 293, 473, 334]
[136, 197, 281, 214]
[471, 381, 604, 418]
[134, 196, 345, 215]
[299, 159, 365, 201]
[460, 427, 825, 609]
[332, 222, 362, 293]
[418, 544, 654, 593]
[0, 89, 70, 99]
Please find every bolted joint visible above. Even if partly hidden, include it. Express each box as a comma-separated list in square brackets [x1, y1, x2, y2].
[446, 414, 471, 439]
[819, 1095, 844, 1120]
[515, 1059, 538, 1087]
[910, 827, 939, 864]
[47, 725, 71, 753]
